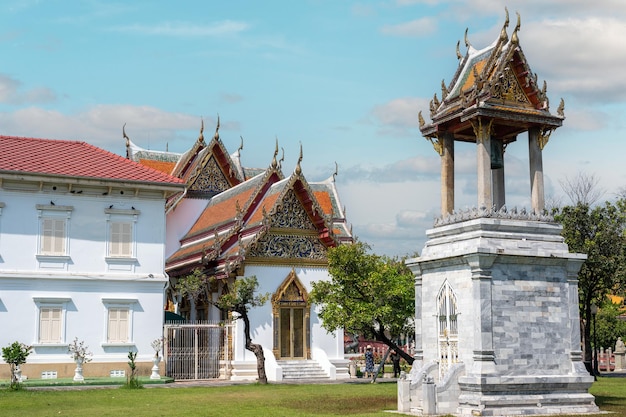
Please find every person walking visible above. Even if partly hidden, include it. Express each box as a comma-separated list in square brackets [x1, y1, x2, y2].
[391, 349, 402, 378]
[364, 345, 374, 378]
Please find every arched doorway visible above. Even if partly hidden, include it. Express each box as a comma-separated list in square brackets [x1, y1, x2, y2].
[437, 280, 459, 378]
[272, 269, 310, 359]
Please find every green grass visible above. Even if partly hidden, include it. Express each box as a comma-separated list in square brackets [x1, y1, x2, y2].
[0, 382, 398, 417]
[0, 376, 173, 388]
[0, 377, 623, 417]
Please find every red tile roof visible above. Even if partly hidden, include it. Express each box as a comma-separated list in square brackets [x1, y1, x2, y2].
[0, 135, 184, 185]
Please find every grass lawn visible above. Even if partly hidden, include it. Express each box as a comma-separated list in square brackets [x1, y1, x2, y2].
[0, 377, 623, 417]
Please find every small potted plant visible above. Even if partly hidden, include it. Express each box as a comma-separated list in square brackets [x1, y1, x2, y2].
[68, 337, 92, 382]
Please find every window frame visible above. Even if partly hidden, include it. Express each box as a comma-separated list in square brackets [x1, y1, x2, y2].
[36, 204, 73, 260]
[102, 298, 137, 347]
[104, 208, 140, 266]
[33, 297, 71, 346]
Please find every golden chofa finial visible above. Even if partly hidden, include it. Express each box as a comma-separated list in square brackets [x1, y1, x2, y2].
[464, 28, 471, 48]
[332, 161, 338, 182]
[271, 137, 279, 169]
[295, 142, 303, 175]
[213, 114, 220, 141]
[500, 7, 510, 42]
[197, 118, 205, 144]
[511, 12, 521, 45]
[418, 110, 425, 128]
[238, 136, 244, 153]
[441, 79, 448, 101]
[456, 40, 462, 60]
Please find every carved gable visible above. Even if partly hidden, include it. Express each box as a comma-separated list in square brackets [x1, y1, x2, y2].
[188, 156, 231, 196]
[490, 67, 531, 106]
[246, 188, 328, 263]
[272, 189, 317, 230]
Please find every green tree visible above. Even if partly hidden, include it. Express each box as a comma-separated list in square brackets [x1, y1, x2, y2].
[555, 199, 626, 372]
[310, 240, 415, 364]
[2, 341, 32, 389]
[594, 300, 626, 351]
[176, 272, 270, 383]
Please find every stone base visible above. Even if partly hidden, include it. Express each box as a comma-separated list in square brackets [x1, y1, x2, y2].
[457, 374, 598, 416]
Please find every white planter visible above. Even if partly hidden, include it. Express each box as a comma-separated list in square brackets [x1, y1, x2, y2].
[73, 358, 85, 382]
[150, 355, 161, 379]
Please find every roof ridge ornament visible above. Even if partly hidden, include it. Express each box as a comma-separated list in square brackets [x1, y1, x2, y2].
[212, 115, 220, 142]
[332, 162, 338, 182]
[441, 79, 449, 101]
[123, 123, 131, 159]
[511, 12, 521, 45]
[500, 7, 510, 43]
[557, 98, 565, 117]
[295, 142, 303, 175]
[271, 137, 279, 169]
[238, 135, 244, 154]
[464, 28, 471, 49]
[456, 40, 462, 61]
[195, 117, 205, 145]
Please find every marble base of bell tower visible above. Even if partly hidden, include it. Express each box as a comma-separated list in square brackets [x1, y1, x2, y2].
[400, 216, 598, 416]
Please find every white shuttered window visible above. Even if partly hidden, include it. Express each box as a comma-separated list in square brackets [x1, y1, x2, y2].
[41, 218, 66, 255]
[107, 308, 129, 343]
[39, 307, 62, 343]
[109, 222, 132, 257]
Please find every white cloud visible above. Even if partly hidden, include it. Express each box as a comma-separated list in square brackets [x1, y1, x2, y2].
[0, 104, 201, 151]
[110, 20, 249, 37]
[0, 74, 56, 105]
[380, 17, 437, 37]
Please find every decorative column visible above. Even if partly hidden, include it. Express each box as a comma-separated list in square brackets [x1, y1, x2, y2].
[474, 119, 493, 209]
[441, 133, 455, 216]
[528, 127, 545, 213]
[492, 139, 505, 210]
[465, 253, 497, 375]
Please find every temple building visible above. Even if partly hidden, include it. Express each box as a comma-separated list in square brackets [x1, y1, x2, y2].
[399, 11, 598, 416]
[127, 119, 353, 381]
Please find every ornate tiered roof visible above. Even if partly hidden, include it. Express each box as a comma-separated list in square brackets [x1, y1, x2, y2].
[420, 9, 564, 147]
[126, 119, 353, 278]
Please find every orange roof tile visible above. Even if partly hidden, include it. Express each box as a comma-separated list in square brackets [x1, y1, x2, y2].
[138, 159, 176, 175]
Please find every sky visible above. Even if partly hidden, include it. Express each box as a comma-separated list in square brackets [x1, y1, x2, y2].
[1, 0, 625, 257]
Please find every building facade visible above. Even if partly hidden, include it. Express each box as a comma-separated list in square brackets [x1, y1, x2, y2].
[128, 120, 354, 381]
[0, 136, 184, 380]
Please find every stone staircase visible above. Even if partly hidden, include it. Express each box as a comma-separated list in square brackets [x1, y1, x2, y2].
[278, 360, 330, 381]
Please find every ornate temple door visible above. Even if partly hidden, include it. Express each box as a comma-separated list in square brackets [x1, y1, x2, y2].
[273, 270, 311, 360]
[437, 281, 459, 378]
[280, 307, 306, 358]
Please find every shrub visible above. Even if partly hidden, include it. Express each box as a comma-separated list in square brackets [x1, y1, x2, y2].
[121, 351, 143, 389]
[1, 341, 32, 390]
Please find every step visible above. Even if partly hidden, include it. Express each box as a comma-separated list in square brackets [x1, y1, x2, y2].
[277, 360, 330, 380]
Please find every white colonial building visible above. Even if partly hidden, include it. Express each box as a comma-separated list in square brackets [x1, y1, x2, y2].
[0, 135, 184, 380]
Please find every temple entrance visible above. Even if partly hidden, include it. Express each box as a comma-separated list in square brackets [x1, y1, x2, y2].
[280, 307, 306, 358]
[273, 269, 311, 360]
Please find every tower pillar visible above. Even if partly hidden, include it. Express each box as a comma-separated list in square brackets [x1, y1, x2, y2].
[529, 127, 545, 213]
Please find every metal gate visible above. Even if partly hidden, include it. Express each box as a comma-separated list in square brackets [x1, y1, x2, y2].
[164, 321, 233, 380]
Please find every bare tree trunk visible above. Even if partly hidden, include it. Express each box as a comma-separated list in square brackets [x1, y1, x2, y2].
[240, 310, 267, 384]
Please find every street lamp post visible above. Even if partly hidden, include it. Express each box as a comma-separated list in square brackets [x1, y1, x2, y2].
[591, 303, 598, 376]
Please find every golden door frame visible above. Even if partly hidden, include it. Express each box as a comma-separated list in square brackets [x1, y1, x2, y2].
[271, 269, 311, 360]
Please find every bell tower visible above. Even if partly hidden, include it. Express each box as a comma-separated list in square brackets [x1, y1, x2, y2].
[419, 10, 563, 216]
[399, 11, 599, 416]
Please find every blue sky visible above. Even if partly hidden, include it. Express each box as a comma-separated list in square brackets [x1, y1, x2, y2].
[1, 0, 625, 256]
